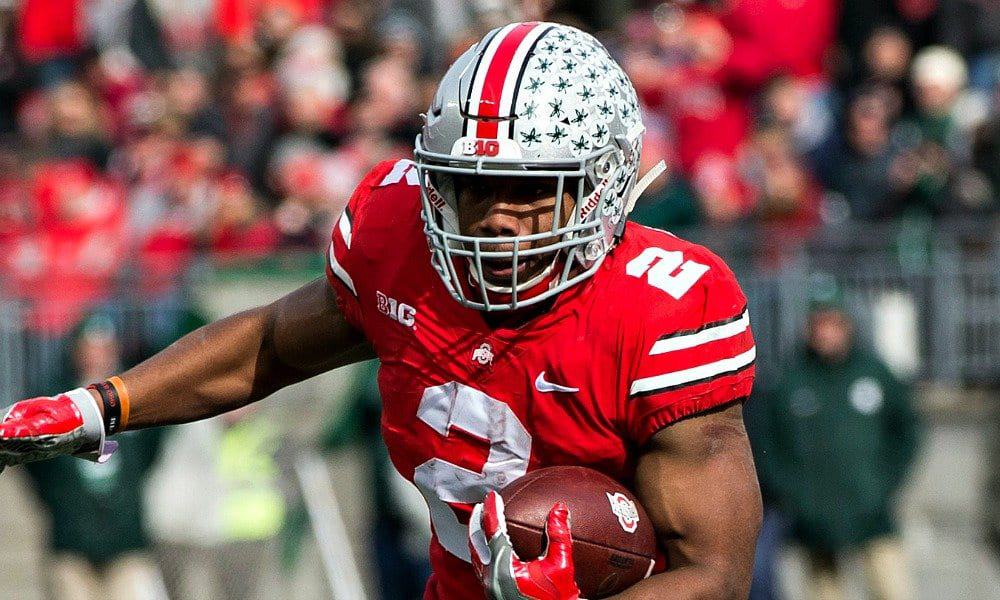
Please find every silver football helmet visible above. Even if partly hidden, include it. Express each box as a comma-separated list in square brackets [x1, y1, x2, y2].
[415, 22, 661, 311]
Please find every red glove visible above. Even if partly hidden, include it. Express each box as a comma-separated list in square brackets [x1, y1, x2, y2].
[469, 490, 583, 600]
[0, 389, 115, 474]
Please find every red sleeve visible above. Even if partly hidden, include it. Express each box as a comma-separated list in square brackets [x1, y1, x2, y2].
[624, 252, 756, 445]
[324, 160, 406, 331]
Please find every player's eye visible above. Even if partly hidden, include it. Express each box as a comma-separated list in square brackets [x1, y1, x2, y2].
[508, 179, 555, 202]
[456, 177, 494, 202]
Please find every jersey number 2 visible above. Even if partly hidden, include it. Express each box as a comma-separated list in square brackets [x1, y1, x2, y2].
[413, 381, 532, 562]
[626, 247, 709, 299]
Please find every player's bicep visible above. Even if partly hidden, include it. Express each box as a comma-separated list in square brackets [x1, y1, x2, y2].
[634, 402, 761, 597]
[270, 277, 373, 376]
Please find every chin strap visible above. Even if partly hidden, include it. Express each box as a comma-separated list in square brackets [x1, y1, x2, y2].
[624, 160, 667, 217]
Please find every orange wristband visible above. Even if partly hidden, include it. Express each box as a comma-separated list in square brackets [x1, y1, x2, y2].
[108, 376, 131, 431]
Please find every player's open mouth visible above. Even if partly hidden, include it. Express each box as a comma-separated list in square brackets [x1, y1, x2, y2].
[479, 255, 541, 284]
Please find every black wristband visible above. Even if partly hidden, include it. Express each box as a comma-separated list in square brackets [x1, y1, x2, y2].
[88, 381, 122, 435]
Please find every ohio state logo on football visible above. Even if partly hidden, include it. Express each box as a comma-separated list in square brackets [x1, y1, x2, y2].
[606, 492, 640, 533]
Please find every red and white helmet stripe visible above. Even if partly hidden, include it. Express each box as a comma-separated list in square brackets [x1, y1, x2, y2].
[464, 21, 551, 140]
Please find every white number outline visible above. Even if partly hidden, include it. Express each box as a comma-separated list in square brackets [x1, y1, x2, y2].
[626, 247, 710, 299]
[413, 381, 532, 562]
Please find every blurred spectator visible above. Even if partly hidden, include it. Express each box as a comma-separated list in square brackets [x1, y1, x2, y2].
[812, 85, 907, 220]
[146, 405, 287, 600]
[758, 75, 835, 157]
[893, 46, 993, 215]
[164, 67, 226, 140]
[223, 66, 278, 192]
[267, 136, 338, 248]
[16, 0, 87, 87]
[275, 24, 351, 142]
[44, 80, 113, 169]
[1, 160, 126, 335]
[906, 46, 972, 153]
[753, 282, 921, 600]
[23, 313, 168, 600]
[629, 122, 700, 231]
[856, 26, 913, 114]
[209, 172, 280, 262]
[742, 126, 821, 235]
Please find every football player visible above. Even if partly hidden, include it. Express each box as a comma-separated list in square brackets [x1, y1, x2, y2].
[1, 23, 761, 600]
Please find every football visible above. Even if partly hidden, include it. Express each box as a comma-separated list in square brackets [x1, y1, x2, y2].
[499, 466, 658, 598]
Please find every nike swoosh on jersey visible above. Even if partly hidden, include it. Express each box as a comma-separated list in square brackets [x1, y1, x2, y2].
[534, 371, 579, 393]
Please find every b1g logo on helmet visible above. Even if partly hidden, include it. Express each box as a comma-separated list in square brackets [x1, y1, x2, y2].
[452, 137, 523, 159]
[461, 139, 501, 157]
[606, 492, 640, 533]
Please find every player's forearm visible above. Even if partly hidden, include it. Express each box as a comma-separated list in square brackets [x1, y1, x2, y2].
[609, 563, 746, 600]
[115, 305, 294, 428]
[107, 279, 370, 430]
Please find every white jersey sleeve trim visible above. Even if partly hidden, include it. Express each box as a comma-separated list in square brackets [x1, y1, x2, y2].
[328, 244, 357, 297]
[337, 210, 352, 249]
[378, 159, 419, 187]
[630, 346, 756, 396]
[650, 310, 750, 355]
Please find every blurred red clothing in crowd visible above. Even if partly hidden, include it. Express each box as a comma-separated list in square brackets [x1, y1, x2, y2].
[715, 0, 836, 88]
[215, 0, 332, 43]
[17, 0, 86, 63]
[208, 172, 280, 262]
[680, 0, 836, 171]
[630, 0, 836, 222]
[0, 161, 126, 334]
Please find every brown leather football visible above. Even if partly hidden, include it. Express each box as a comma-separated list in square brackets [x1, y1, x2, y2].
[499, 466, 657, 598]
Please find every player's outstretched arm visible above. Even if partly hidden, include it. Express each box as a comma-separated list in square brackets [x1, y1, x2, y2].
[614, 402, 763, 600]
[120, 277, 372, 428]
[1, 278, 372, 470]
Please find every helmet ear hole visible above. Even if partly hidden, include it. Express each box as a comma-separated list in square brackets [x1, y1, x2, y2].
[592, 151, 621, 183]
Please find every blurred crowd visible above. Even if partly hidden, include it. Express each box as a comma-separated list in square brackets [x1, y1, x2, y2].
[0, 0, 998, 334]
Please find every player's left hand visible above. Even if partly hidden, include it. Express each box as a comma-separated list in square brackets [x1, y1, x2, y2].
[468, 490, 583, 600]
[0, 389, 115, 475]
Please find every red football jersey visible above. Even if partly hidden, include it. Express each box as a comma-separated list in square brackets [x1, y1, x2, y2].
[325, 159, 756, 599]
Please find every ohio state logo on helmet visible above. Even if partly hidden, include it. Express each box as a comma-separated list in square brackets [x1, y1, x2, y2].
[606, 492, 640, 533]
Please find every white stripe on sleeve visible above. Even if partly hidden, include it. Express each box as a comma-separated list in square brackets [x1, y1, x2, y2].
[650, 310, 750, 355]
[328, 244, 356, 296]
[630, 346, 756, 396]
[337, 210, 352, 249]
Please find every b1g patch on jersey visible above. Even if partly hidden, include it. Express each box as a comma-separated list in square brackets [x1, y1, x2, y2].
[607, 492, 640, 533]
[377, 291, 417, 329]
